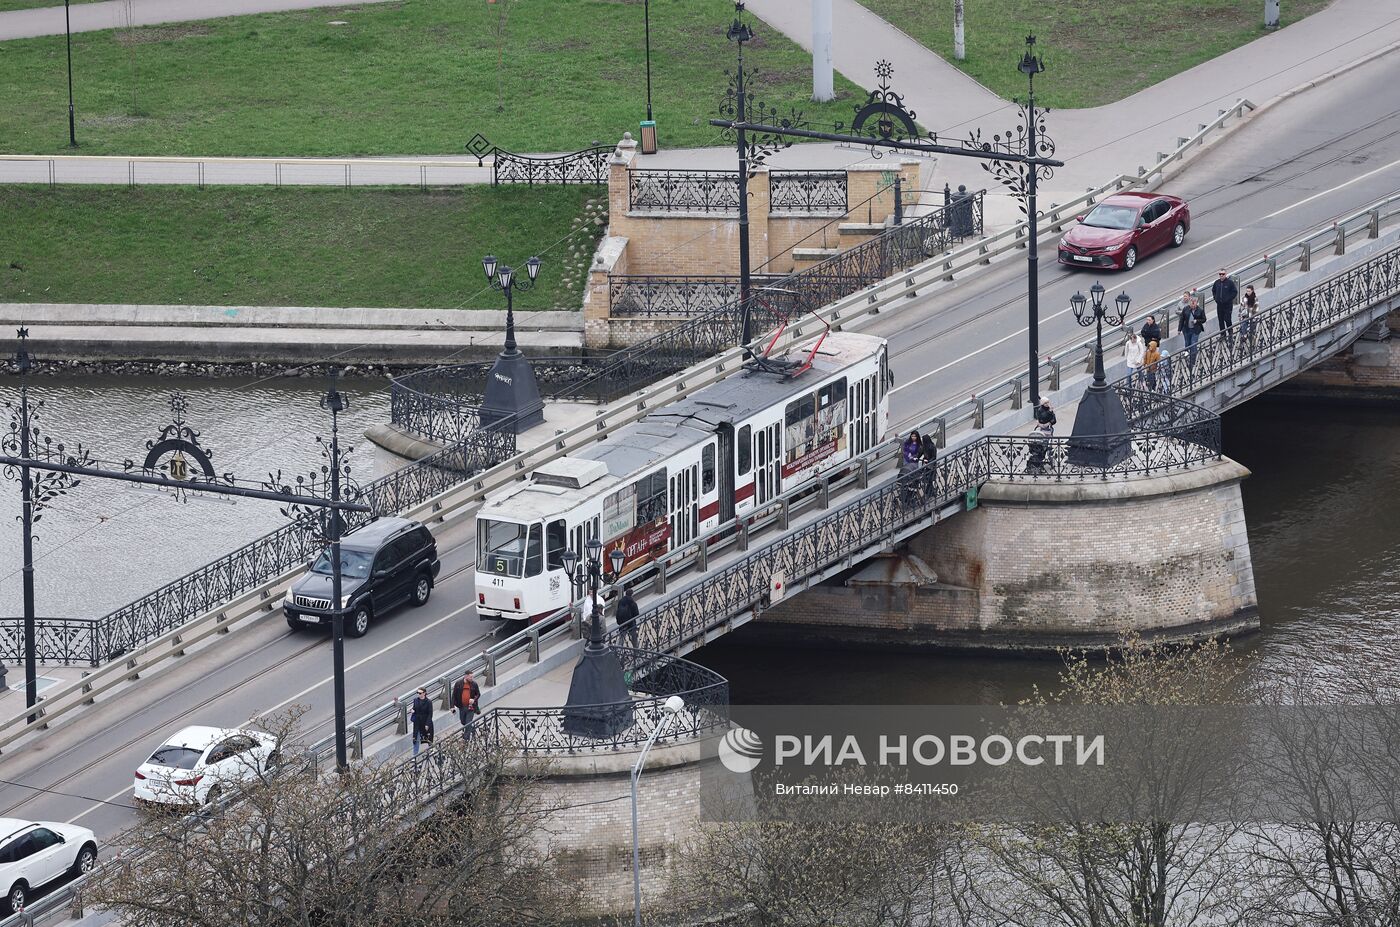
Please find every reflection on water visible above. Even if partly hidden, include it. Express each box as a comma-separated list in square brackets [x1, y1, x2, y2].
[697, 398, 1400, 705]
[0, 374, 394, 621]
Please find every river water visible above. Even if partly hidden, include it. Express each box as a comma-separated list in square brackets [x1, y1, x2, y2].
[0, 374, 394, 622]
[698, 398, 1400, 704]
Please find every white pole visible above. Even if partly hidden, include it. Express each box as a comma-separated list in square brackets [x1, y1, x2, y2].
[954, 0, 966, 60]
[812, 0, 834, 102]
[631, 696, 684, 927]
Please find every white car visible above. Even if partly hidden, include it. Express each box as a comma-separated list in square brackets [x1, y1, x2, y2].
[133, 725, 280, 808]
[0, 818, 98, 914]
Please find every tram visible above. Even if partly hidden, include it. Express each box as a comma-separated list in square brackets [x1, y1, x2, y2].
[473, 331, 891, 623]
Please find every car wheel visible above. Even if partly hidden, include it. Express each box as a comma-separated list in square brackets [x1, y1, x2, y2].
[5, 881, 26, 914]
[347, 605, 372, 638]
[411, 574, 432, 607]
[1171, 222, 1186, 247]
[71, 843, 98, 876]
[1122, 246, 1138, 270]
[204, 785, 224, 807]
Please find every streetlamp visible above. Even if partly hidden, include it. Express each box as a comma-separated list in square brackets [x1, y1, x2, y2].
[727, 4, 756, 355]
[1018, 35, 1045, 408]
[1067, 281, 1132, 468]
[64, 0, 77, 147]
[479, 254, 545, 433]
[639, 0, 658, 155]
[631, 693, 685, 927]
[320, 371, 352, 770]
[560, 539, 633, 738]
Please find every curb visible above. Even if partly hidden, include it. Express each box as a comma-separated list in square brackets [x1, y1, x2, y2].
[1253, 35, 1400, 117]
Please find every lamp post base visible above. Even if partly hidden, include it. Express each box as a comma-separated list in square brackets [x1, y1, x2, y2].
[562, 646, 635, 739]
[480, 349, 545, 433]
[1066, 384, 1133, 469]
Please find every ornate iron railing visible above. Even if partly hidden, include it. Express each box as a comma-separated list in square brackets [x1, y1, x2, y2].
[607, 387, 1219, 658]
[465, 134, 610, 186]
[0, 617, 96, 668]
[482, 648, 729, 755]
[628, 169, 742, 212]
[606, 273, 787, 319]
[769, 169, 847, 213]
[1128, 242, 1400, 402]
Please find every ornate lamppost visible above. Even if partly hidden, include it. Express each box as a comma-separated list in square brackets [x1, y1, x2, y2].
[64, 0, 77, 148]
[3, 329, 87, 716]
[1067, 282, 1133, 467]
[561, 538, 633, 738]
[479, 254, 545, 432]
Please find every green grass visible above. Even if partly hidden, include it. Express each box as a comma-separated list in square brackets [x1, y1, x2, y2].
[0, 185, 605, 308]
[856, 0, 1331, 109]
[0, 0, 863, 156]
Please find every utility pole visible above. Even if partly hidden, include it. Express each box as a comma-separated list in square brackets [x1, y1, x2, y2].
[811, 0, 834, 102]
[953, 0, 966, 60]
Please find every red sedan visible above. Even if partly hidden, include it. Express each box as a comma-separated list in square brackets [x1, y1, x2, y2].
[1057, 191, 1190, 271]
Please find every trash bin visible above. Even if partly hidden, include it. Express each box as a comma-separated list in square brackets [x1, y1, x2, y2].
[640, 120, 658, 155]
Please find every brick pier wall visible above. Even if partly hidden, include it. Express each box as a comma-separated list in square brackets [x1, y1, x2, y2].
[753, 458, 1259, 652]
[1277, 310, 1400, 400]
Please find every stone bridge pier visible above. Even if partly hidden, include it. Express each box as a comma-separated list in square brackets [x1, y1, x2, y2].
[755, 458, 1259, 652]
[1280, 307, 1400, 401]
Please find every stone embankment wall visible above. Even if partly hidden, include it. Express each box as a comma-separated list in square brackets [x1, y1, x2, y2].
[1280, 309, 1400, 401]
[754, 458, 1259, 652]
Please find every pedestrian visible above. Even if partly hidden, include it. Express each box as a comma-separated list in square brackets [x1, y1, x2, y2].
[901, 430, 923, 473]
[1142, 340, 1161, 392]
[919, 431, 938, 495]
[409, 686, 434, 757]
[1158, 349, 1174, 395]
[1026, 420, 1054, 474]
[1211, 268, 1238, 335]
[1178, 290, 1206, 366]
[1240, 284, 1259, 346]
[1122, 328, 1145, 385]
[451, 670, 481, 742]
[1035, 397, 1056, 429]
[1140, 314, 1162, 347]
[616, 583, 640, 649]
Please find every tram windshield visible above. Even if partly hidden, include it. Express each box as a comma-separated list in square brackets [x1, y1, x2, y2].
[477, 518, 529, 577]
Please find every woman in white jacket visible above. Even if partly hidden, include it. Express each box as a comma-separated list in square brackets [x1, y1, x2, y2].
[1122, 328, 1146, 387]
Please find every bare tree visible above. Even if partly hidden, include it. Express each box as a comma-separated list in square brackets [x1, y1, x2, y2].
[88, 710, 568, 927]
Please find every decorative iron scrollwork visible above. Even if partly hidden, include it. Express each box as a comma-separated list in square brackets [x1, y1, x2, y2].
[717, 67, 804, 167]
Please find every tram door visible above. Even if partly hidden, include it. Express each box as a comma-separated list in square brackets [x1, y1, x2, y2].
[668, 465, 698, 548]
[755, 421, 782, 505]
[850, 372, 878, 455]
[716, 427, 736, 523]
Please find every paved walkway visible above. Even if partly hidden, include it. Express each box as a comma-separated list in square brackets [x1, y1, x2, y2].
[0, 0, 400, 41]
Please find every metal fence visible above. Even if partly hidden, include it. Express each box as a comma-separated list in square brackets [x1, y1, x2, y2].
[490, 146, 611, 185]
[628, 168, 742, 212]
[769, 169, 848, 213]
[607, 273, 786, 319]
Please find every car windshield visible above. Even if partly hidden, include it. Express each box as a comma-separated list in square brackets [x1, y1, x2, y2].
[477, 518, 528, 578]
[1082, 204, 1139, 230]
[310, 548, 373, 579]
[148, 745, 203, 769]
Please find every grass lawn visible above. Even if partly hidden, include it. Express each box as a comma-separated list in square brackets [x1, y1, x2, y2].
[0, 0, 863, 156]
[857, 0, 1332, 109]
[0, 185, 604, 308]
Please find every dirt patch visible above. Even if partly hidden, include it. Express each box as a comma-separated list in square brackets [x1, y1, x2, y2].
[114, 24, 214, 45]
[80, 113, 156, 128]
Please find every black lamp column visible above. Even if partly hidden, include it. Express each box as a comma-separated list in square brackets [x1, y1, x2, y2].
[1067, 281, 1133, 467]
[1019, 36, 1044, 408]
[561, 539, 634, 738]
[17, 339, 37, 714]
[480, 254, 545, 433]
[644, 0, 654, 122]
[64, 0, 77, 148]
[727, 4, 755, 354]
[322, 371, 351, 770]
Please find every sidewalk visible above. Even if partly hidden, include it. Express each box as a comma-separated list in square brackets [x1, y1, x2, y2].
[0, 0, 400, 41]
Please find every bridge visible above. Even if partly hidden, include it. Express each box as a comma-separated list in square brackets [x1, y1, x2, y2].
[3, 75, 1400, 924]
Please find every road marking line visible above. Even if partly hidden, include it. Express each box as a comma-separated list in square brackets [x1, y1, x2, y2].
[65, 602, 478, 825]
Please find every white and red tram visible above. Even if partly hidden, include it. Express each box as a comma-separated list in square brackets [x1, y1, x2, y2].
[473, 332, 891, 623]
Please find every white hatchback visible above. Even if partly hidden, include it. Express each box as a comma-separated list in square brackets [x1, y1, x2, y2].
[133, 725, 280, 808]
[0, 818, 98, 914]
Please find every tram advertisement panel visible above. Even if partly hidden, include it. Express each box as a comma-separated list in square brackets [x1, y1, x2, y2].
[782, 380, 849, 480]
[609, 521, 672, 575]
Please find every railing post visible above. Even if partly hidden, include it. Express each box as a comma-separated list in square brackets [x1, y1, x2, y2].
[818, 478, 830, 509]
[737, 520, 750, 552]
[483, 651, 498, 688]
[394, 698, 408, 735]
[893, 175, 903, 225]
[779, 499, 790, 530]
[1265, 258, 1277, 288]
[857, 458, 870, 489]
[933, 417, 947, 448]
[438, 675, 453, 711]
[1368, 209, 1380, 238]
[1335, 224, 1347, 256]
[1299, 242, 1311, 273]
[527, 627, 541, 663]
[697, 540, 709, 572]
[81, 671, 94, 705]
[1010, 378, 1023, 411]
[655, 560, 668, 595]
[973, 396, 985, 430]
[1048, 358, 1061, 392]
[350, 725, 364, 760]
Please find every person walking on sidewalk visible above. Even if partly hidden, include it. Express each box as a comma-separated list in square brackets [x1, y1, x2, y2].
[409, 686, 434, 757]
[1140, 314, 1162, 348]
[1240, 284, 1260, 347]
[1035, 397, 1057, 429]
[1178, 291, 1206, 366]
[616, 584, 640, 649]
[1211, 269, 1238, 336]
[1123, 329, 1146, 387]
[451, 670, 481, 742]
[1142, 340, 1162, 392]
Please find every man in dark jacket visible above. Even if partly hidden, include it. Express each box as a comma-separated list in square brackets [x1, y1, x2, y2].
[616, 584, 640, 648]
[1140, 315, 1162, 347]
[451, 670, 480, 741]
[1211, 269, 1238, 335]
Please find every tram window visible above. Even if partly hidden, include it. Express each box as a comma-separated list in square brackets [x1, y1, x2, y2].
[738, 425, 752, 475]
[477, 519, 527, 578]
[603, 484, 637, 541]
[545, 520, 567, 570]
[818, 379, 848, 431]
[636, 470, 667, 524]
[702, 444, 715, 493]
[524, 523, 543, 577]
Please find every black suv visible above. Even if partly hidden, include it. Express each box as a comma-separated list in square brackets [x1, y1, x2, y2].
[284, 517, 441, 637]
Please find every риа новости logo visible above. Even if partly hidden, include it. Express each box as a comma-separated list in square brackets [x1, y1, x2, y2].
[718, 727, 763, 773]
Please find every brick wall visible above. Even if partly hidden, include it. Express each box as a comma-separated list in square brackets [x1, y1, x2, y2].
[1283, 310, 1400, 398]
[756, 459, 1260, 652]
